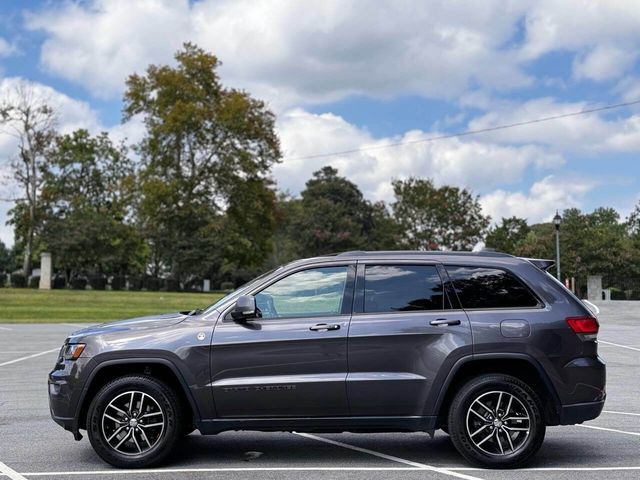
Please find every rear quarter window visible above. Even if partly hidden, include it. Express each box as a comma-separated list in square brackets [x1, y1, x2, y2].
[446, 266, 540, 309]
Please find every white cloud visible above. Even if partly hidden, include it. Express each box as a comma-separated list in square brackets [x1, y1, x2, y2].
[467, 97, 640, 153]
[26, 0, 533, 107]
[276, 109, 564, 202]
[481, 175, 596, 223]
[573, 45, 636, 82]
[0, 37, 17, 58]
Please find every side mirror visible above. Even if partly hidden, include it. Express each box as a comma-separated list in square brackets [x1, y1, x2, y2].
[231, 295, 259, 322]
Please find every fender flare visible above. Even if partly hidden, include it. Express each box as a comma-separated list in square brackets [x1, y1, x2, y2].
[73, 357, 202, 438]
[432, 352, 562, 419]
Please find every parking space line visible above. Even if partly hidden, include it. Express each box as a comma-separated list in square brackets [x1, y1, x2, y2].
[0, 461, 28, 480]
[451, 467, 640, 471]
[294, 432, 484, 480]
[599, 340, 640, 352]
[577, 424, 640, 436]
[603, 410, 640, 417]
[0, 348, 59, 368]
[0, 326, 12, 331]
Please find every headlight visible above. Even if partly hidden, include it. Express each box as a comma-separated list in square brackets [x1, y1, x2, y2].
[62, 343, 86, 361]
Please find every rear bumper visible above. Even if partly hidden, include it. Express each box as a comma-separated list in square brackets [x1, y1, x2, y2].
[559, 399, 605, 425]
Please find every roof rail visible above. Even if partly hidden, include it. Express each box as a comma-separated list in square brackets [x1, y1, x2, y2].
[336, 250, 513, 258]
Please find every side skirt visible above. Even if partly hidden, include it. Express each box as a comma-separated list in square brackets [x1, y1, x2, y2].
[198, 415, 437, 435]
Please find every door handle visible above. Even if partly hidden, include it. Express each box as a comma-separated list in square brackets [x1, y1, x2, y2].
[430, 318, 461, 326]
[310, 323, 341, 331]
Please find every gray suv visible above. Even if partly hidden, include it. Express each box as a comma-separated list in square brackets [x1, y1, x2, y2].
[49, 251, 606, 469]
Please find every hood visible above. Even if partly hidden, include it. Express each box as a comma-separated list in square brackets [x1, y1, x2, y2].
[67, 311, 189, 339]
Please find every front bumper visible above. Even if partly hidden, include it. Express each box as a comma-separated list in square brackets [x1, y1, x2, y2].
[559, 398, 605, 425]
[48, 357, 92, 440]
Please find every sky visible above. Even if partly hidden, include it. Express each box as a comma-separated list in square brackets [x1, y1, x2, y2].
[2, 0, 640, 246]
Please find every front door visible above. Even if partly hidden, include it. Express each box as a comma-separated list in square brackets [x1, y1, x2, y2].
[347, 261, 472, 416]
[211, 263, 355, 418]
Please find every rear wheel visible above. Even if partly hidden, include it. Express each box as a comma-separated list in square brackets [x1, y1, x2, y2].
[448, 374, 545, 468]
[87, 375, 183, 468]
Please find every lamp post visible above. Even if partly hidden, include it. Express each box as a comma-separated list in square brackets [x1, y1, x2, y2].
[553, 211, 562, 280]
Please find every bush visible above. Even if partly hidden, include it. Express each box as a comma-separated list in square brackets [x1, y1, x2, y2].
[70, 277, 87, 290]
[220, 281, 234, 291]
[10, 273, 26, 288]
[52, 276, 66, 289]
[183, 276, 203, 292]
[628, 290, 640, 301]
[110, 276, 126, 291]
[29, 275, 40, 288]
[610, 287, 626, 300]
[128, 276, 142, 291]
[145, 277, 161, 291]
[88, 275, 106, 290]
[0, 272, 7, 287]
[164, 277, 181, 292]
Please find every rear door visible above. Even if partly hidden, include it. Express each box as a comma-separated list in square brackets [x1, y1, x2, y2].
[346, 260, 472, 416]
[211, 263, 355, 418]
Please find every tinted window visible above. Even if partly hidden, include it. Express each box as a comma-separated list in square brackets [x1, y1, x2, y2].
[255, 266, 348, 319]
[446, 266, 539, 309]
[364, 265, 444, 312]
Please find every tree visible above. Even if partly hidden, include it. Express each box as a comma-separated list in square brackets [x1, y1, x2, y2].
[123, 43, 281, 279]
[0, 240, 10, 272]
[391, 177, 489, 250]
[293, 166, 398, 256]
[39, 130, 146, 277]
[485, 217, 530, 254]
[0, 81, 57, 276]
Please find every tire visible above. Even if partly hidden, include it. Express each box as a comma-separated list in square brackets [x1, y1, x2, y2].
[447, 374, 545, 469]
[86, 375, 184, 468]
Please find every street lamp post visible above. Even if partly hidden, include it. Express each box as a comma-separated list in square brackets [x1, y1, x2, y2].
[553, 211, 562, 280]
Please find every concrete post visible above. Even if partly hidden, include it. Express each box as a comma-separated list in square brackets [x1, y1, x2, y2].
[203, 279, 210, 292]
[39, 252, 52, 290]
[587, 275, 602, 302]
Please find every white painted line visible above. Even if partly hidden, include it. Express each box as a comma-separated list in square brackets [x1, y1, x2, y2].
[576, 424, 640, 436]
[599, 340, 640, 352]
[0, 461, 28, 480]
[0, 348, 59, 368]
[451, 466, 640, 471]
[295, 432, 484, 480]
[0, 326, 12, 331]
[603, 410, 640, 417]
[0, 468, 422, 476]
[14, 465, 640, 476]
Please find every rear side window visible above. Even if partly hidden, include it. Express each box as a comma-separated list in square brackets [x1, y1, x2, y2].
[364, 265, 444, 312]
[446, 266, 539, 309]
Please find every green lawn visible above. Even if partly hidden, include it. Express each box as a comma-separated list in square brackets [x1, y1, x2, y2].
[0, 288, 224, 323]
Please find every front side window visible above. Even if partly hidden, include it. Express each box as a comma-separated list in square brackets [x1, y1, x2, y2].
[255, 266, 348, 319]
[364, 265, 444, 312]
[446, 266, 539, 309]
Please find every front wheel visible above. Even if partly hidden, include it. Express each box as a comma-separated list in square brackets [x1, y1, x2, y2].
[87, 375, 184, 468]
[447, 374, 545, 468]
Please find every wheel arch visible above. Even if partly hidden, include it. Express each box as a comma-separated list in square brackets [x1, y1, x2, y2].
[76, 358, 200, 432]
[433, 353, 561, 428]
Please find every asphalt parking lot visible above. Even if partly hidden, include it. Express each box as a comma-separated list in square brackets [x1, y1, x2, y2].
[0, 302, 638, 480]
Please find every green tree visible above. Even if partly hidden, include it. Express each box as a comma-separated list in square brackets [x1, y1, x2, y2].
[293, 166, 398, 256]
[485, 216, 530, 254]
[39, 130, 146, 277]
[391, 177, 489, 250]
[123, 43, 280, 278]
[0, 240, 10, 272]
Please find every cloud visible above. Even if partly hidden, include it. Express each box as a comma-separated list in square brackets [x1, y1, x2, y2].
[0, 37, 17, 58]
[25, 0, 533, 107]
[467, 97, 640, 153]
[573, 45, 637, 82]
[481, 175, 595, 223]
[276, 109, 564, 201]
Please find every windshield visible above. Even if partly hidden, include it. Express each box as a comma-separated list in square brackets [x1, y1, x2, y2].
[202, 267, 281, 315]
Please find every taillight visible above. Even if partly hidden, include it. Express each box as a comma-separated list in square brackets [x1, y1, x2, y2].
[566, 316, 599, 336]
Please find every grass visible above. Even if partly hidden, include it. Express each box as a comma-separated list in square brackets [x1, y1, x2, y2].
[0, 288, 225, 323]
